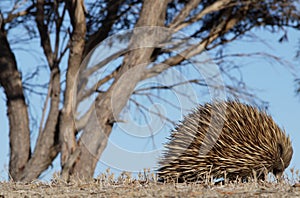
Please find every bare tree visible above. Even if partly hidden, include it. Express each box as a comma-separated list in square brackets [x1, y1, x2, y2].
[0, 0, 299, 181]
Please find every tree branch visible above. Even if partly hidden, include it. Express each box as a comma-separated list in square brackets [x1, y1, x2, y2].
[169, 0, 235, 32]
[4, 3, 35, 24]
[144, 8, 242, 81]
[35, 0, 54, 67]
[83, 0, 125, 57]
[0, 16, 31, 181]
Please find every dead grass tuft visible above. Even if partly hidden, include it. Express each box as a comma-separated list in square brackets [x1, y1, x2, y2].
[0, 168, 300, 197]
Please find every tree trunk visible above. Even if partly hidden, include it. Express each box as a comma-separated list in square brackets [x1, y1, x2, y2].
[18, 67, 61, 182]
[69, 0, 170, 180]
[60, 0, 86, 179]
[14, 0, 63, 182]
[0, 24, 31, 181]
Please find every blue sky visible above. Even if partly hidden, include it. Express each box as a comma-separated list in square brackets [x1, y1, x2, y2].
[0, 25, 299, 181]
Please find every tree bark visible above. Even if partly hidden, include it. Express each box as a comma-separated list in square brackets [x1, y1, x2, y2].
[60, 0, 86, 179]
[0, 23, 31, 181]
[70, 0, 170, 180]
[18, 66, 61, 182]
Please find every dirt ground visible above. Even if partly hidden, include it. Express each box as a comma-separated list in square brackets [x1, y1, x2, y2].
[1, 179, 300, 198]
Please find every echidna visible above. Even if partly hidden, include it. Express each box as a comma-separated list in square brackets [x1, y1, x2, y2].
[158, 100, 293, 182]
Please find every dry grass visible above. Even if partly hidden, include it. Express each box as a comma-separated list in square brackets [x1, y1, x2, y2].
[1, 169, 300, 198]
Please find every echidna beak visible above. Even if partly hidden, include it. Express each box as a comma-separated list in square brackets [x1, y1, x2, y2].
[274, 170, 283, 180]
[272, 157, 286, 180]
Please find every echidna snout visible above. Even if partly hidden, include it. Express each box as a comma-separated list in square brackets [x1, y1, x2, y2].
[272, 142, 293, 178]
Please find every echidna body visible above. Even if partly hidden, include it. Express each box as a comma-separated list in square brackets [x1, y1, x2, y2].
[158, 101, 293, 182]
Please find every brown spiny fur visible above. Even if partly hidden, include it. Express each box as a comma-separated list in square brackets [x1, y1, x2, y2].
[158, 101, 293, 182]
